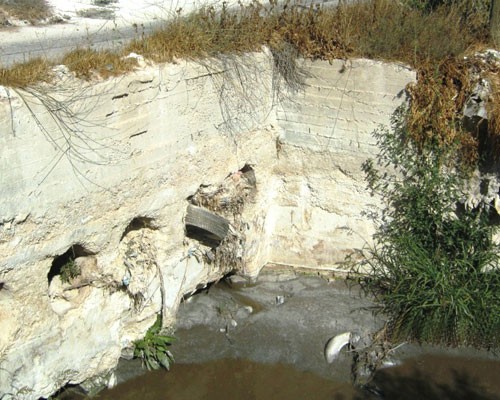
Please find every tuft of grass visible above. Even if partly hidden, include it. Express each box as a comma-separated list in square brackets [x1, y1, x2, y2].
[60, 258, 81, 284]
[126, 2, 274, 63]
[61, 48, 137, 80]
[357, 105, 500, 349]
[0, 58, 52, 88]
[0, 0, 51, 24]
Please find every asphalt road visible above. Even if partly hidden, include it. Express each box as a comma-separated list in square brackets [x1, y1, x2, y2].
[0, 20, 164, 67]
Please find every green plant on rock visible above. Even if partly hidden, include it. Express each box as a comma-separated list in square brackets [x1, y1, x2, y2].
[60, 258, 80, 284]
[356, 105, 500, 349]
[134, 315, 175, 370]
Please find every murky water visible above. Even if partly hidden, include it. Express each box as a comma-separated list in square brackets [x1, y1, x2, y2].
[62, 354, 500, 400]
[59, 274, 500, 400]
[370, 354, 500, 400]
[95, 359, 355, 400]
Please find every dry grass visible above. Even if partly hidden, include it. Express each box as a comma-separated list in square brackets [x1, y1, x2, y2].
[126, 3, 274, 62]
[0, 0, 498, 162]
[125, 0, 485, 65]
[404, 53, 500, 166]
[61, 49, 138, 80]
[346, 2, 475, 63]
[488, 73, 500, 127]
[0, 0, 51, 24]
[1, 0, 492, 84]
[403, 0, 491, 34]
[0, 58, 52, 88]
[406, 59, 477, 161]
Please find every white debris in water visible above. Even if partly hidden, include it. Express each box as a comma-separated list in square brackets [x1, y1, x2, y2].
[243, 306, 253, 314]
[107, 372, 117, 389]
[324, 332, 352, 363]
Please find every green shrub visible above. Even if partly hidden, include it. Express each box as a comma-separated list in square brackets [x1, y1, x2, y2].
[134, 315, 175, 370]
[60, 258, 80, 284]
[357, 106, 500, 348]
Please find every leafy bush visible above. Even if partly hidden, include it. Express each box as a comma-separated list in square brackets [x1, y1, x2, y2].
[358, 106, 500, 348]
[134, 315, 175, 370]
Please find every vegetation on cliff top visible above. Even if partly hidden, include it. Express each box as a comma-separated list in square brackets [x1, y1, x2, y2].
[0, 0, 494, 81]
[1, 0, 499, 161]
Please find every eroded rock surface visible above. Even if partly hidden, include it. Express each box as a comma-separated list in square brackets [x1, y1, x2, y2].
[0, 54, 415, 399]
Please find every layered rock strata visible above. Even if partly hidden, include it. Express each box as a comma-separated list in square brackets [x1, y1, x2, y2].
[0, 52, 415, 399]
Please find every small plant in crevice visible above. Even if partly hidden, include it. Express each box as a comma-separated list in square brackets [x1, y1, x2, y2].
[59, 258, 80, 284]
[133, 315, 175, 371]
[48, 245, 89, 285]
[354, 105, 500, 349]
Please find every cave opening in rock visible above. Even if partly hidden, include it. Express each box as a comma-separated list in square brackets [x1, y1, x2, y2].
[120, 217, 156, 241]
[47, 244, 93, 284]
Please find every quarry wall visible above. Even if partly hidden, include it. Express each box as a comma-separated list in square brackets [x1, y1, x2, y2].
[0, 51, 415, 399]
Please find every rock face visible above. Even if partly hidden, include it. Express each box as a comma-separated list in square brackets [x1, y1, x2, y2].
[0, 51, 415, 399]
[271, 59, 414, 269]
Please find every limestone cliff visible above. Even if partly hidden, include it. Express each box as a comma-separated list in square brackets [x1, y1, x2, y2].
[0, 51, 415, 399]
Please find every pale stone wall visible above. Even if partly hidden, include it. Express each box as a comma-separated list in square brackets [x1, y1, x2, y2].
[269, 59, 415, 270]
[0, 52, 414, 399]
